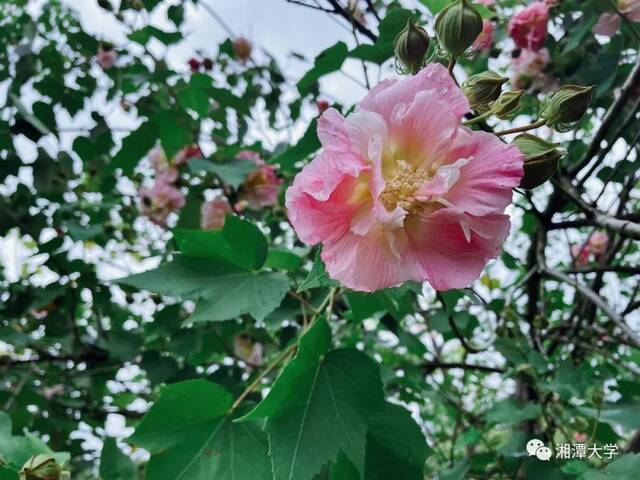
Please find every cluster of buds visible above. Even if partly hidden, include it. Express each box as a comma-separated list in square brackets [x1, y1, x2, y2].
[462, 71, 523, 119]
[188, 57, 214, 73]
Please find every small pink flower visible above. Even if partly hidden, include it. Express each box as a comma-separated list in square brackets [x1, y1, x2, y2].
[148, 146, 178, 183]
[97, 46, 118, 70]
[174, 145, 202, 166]
[233, 336, 263, 367]
[574, 432, 588, 442]
[511, 48, 551, 90]
[621, 0, 640, 20]
[233, 37, 252, 62]
[588, 231, 609, 256]
[593, 13, 621, 36]
[508, 2, 550, 51]
[473, 20, 494, 51]
[238, 151, 283, 209]
[139, 180, 186, 226]
[571, 244, 590, 267]
[200, 196, 232, 230]
[286, 64, 524, 292]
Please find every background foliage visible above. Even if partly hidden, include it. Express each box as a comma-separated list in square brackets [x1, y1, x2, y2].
[1, 0, 640, 479]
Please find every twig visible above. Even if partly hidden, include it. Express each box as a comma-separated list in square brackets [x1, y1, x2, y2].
[494, 119, 546, 136]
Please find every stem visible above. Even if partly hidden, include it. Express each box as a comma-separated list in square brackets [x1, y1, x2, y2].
[462, 110, 492, 126]
[494, 119, 546, 136]
[447, 57, 459, 86]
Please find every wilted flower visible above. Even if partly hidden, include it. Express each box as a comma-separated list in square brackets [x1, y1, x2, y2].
[97, 44, 117, 70]
[588, 231, 609, 256]
[140, 180, 186, 226]
[233, 36, 253, 62]
[571, 244, 591, 267]
[237, 150, 283, 209]
[286, 64, 523, 292]
[203, 58, 214, 70]
[473, 20, 494, 51]
[233, 335, 264, 367]
[187, 58, 201, 72]
[317, 99, 330, 114]
[174, 145, 202, 166]
[508, 2, 550, 51]
[200, 196, 232, 230]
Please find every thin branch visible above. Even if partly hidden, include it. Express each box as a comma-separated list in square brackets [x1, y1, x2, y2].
[565, 265, 640, 275]
[284, 0, 334, 12]
[325, 0, 378, 41]
[423, 361, 505, 374]
[542, 267, 640, 348]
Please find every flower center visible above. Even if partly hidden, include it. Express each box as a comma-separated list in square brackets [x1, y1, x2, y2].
[379, 160, 431, 211]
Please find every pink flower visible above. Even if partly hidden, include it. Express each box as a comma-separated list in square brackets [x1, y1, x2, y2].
[593, 13, 621, 36]
[97, 46, 118, 70]
[237, 151, 283, 209]
[285, 64, 523, 292]
[508, 2, 550, 51]
[574, 432, 587, 442]
[473, 20, 494, 51]
[233, 336, 263, 367]
[139, 180, 186, 226]
[511, 48, 551, 90]
[571, 244, 590, 267]
[621, 0, 640, 20]
[588, 231, 609, 256]
[200, 196, 232, 230]
[147, 146, 178, 183]
[174, 145, 202, 166]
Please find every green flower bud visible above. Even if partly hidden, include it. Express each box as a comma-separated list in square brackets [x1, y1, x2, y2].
[435, 0, 483, 58]
[461, 71, 507, 110]
[513, 133, 565, 189]
[20, 455, 62, 480]
[394, 18, 431, 75]
[540, 85, 594, 133]
[490, 90, 524, 120]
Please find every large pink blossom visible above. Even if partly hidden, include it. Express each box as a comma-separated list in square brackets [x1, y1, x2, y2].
[139, 180, 186, 226]
[285, 64, 523, 292]
[473, 20, 494, 51]
[201, 196, 232, 230]
[508, 2, 550, 51]
[237, 150, 283, 210]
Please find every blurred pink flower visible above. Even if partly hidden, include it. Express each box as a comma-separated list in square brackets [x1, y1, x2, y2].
[593, 1, 640, 36]
[511, 48, 551, 90]
[473, 20, 494, 51]
[140, 180, 186, 226]
[233, 336, 264, 367]
[571, 244, 590, 267]
[237, 150, 283, 209]
[286, 64, 523, 292]
[97, 46, 117, 70]
[200, 196, 232, 230]
[588, 231, 609, 256]
[508, 2, 550, 51]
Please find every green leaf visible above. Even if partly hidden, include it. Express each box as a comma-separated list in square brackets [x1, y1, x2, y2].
[582, 454, 640, 479]
[485, 399, 542, 426]
[128, 26, 181, 45]
[272, 119, 320, 173]
[173, 217, 268, 271]
[189, 158, 256, 189]
[578, 403, 640, 430]
[240, 318, 386, 480]
[118, 257, 289, 322]
[350, 8, 412, 64]
[297, 254, 338, 293]
[365, 402, 429, 480]
[128, 380, 270, 480]
[99, 438, 136, 480]
[265, 249, 303, 271]
[109, 121, 158, 175]
[297, 42, 349, 94]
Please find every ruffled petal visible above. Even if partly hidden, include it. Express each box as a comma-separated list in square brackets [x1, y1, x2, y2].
[358, 63, 469, 122]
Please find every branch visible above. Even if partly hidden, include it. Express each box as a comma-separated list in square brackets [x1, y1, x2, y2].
[423, 362, 505, 374]
[565, 265, 640, 275]
[542, 267, 640, 348]
[570, 54, 640, 175]
[325, 0, 377, 41]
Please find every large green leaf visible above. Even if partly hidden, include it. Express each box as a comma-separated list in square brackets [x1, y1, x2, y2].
[117, 257, 288, 322]
[240, 319, 386, 480]
[297, 42, 349, 94]
[128, 380, 270, 480]
[189, 158, 256, 189]
[99, 438, 136, 480]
